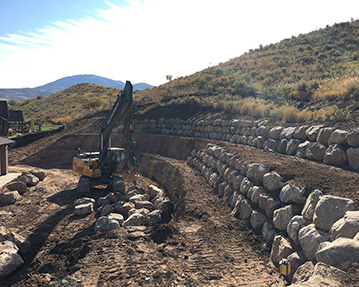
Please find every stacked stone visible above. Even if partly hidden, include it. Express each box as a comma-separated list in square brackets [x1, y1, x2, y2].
[187, 143, 359, 283]
[133, 118, 359, 171]
[0, 169, 47, 205]
[74, 185, 174, 232]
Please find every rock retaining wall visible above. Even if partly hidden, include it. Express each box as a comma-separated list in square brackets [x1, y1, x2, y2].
[186, 143, 359, 283]
[133, 118, 359, 171]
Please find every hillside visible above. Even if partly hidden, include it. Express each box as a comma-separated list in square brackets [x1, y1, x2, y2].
[135, 20, 359, 125]
[14, 20, 359, 127]
[17, 83, 120, 124]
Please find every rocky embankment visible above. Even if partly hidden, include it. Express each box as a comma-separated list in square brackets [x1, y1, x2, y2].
[187, 143, 359, 285]
[134, 118, 359, 171]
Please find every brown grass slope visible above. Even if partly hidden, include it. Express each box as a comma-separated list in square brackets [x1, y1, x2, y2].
[15, 20, 359, 127]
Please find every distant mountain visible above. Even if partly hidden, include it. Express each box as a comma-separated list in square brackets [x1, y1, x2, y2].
[0, 74, 153, 102]
[35, 74, 125, 90]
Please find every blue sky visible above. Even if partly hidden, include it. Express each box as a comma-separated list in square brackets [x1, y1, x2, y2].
[0, 0, 358, 88]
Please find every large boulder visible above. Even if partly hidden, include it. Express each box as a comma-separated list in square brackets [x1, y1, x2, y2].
[30, 169, 47, 181]
[306, 142, 326, 162]
[95, 216, 121, 231]
[280, 127, 296, 140]
[258, 193, 280, 218]
[277, 139, 288, 154]
[287, 250, 307, 278]
[347, 147, 359, 170]
[279, 182, 306, 204]
[108, 213, 124, 226]
[269, 126, 283, 140]
[328, 129, 348, 145]
[250, 210, 267, 230]
[273, 205, 300, 231]
[316, 127, 336, 144]
[313, 195, 355, 231]
[291, 262, 346, 287]
[287, 215, 308, 244]
[239, 177, 253, 196]
[316, 238, 359, 271]
[295, 141, 311, 158]
[330, 211, 359, 241]
[262, 222, 276, 243]
[0, 241, 24, 278]
[239, 199, 253, 220]
[298, 224, 330, 260]
[293, 125, 309, 140]
[286, 139, 301, 155]
[301, 189, 323, 221]
[248, 186, 265, 205]
[291, 261, 314, 285]
[262, 171, 284, 192]
[305, 125, 323, 141]
[270, 235, 294, 265]
[123, 213, 146, 227]
[0, 191, 20, 205]
[5, 181, 28, 195]
[148, 185, 163, 200]
[323, 144, 348, 167]
[74, 202, 93, 216]
[345, 129, 359, 146]
[74, 197, 95, 206]
[114, 201, 135, 216]
[147, 210, 162, 226]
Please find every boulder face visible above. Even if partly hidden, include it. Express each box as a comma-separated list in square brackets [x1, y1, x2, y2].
[301, 189, 323, 221]
[313, 195, 356, 231]
[279, 182, 306, 204]
[270, 235, 294, 265]
[323, 144, 347, 167]
[316, 238, 359, 271]
[0, 241, 24, 278]
[345, 129, 359, 146]
[347, 147, 359, 170]
[5, 181, 28, 195]
[262, 171, 283, 192]
[287, 215, 308, 244]
[306, 142, 327, 162]
[328, 129, 348, 145]
[330, 211, 359, 241]
[273, 205, 299, 231]
[0, 191, 21, 205]
[298, 224, 330, 260]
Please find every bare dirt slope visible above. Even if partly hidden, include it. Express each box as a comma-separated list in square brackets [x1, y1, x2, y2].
[1, 161, 281, 287]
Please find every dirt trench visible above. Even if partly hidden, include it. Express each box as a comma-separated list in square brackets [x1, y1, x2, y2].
[3, 142, 281, 286]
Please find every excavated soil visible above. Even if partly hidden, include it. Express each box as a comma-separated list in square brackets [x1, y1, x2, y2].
[3, 132, 359, 286]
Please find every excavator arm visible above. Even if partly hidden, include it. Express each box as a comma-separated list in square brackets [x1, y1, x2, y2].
[99, 81, 133, 175]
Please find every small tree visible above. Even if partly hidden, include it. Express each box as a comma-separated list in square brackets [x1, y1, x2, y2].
[166, 75, 173, 81]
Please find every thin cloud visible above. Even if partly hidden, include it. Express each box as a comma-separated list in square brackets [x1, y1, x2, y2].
[0, 0, 358, 88]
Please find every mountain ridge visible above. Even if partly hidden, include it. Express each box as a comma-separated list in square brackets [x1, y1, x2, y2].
[0, 74, 153, 102]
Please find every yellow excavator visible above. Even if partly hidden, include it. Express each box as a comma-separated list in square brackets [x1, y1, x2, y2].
[72, 81, 137, 194]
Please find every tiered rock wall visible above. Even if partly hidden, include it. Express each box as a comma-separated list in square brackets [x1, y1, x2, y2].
[186, 143, 359, 283]
[133, 118, 359, 171]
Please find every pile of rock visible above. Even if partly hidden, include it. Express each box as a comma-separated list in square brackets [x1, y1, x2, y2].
[0, 169, 47, 205]
[187, 143, 359, 284]
[134, 118, 359, 171]
[73, 184, 174, 232]
[0, 225, 32, 279]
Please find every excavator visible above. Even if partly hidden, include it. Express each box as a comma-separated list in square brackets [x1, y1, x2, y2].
[72, 81, 137, 194]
